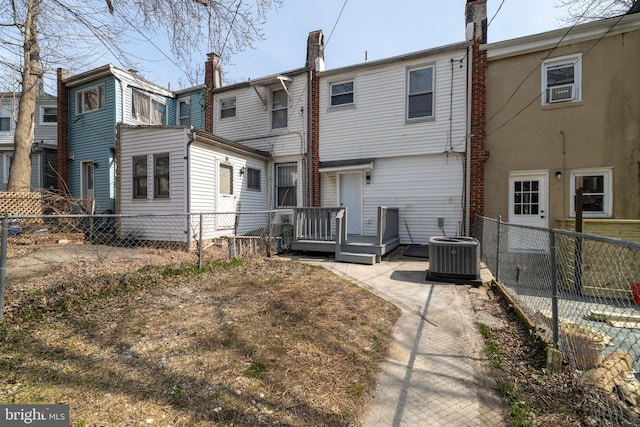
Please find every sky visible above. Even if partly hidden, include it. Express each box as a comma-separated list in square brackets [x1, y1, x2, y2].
[118, 0, 570, 90]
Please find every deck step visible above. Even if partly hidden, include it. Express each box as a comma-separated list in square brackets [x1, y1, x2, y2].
[336, 251, 377, 265]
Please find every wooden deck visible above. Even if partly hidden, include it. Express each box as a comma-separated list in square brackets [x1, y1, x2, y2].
[289, 207, 400, 264]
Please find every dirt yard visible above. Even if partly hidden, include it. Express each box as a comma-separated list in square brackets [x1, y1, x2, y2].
[0, 248, 400, 426]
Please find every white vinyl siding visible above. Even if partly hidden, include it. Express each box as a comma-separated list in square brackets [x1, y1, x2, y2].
[213, 74, 307, 156]
[319, 51, 467, 162]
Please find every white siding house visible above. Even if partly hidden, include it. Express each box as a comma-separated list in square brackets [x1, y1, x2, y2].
[212, 69, 309, 211]
[117, 125, 269, 244]
[317, 42, 469, 244]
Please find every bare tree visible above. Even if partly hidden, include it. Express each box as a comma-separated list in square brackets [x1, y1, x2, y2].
[0, 0, 282, 192]
[557, 0, 638, 23]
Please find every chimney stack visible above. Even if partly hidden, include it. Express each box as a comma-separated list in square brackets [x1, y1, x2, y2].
[306, 30, 324, 206]
[204, 52, 222, 133]
[465, 0, 488, 235]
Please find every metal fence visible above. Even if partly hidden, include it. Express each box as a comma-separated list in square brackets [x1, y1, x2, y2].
[476, 215, 640, 424]
[0, 210, 295, 316]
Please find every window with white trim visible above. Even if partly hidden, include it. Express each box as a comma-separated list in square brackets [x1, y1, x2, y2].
[247, 167, 261, 191]
[330, 80, 354, 107]
[271, 89, 288, 129]
[407, 66, 434, 120]
[133, 156, 147, 199]
[3, 154, 12, 184]
[177, 98, 190, 125]
[40, 106, 57, 125]
[220, 97, 236, 119]
[154, 154, 170, 198]
[276, 162, 297, 207]
[132, 89, 166, 125]
[570, 168, 612, 217]
[542, 54, 581, 105]
[76, 84, 105, 114]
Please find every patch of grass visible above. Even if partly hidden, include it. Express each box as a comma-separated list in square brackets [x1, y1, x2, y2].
[478, 323, 491, 338]
[484, 340, 501, 369]
[511, 401, 534, 427]
[244, 362, 268, 380]
[349, 383, 364, 398]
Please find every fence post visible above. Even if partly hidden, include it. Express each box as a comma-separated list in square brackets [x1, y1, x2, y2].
[198, 213, 204, 270]
[495, 215, 502, 283]
[0, 217, 7, 318]
[550, 230, 559, 345]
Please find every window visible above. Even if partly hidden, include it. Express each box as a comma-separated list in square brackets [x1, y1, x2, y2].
[40, 106, 57, 124]
[276, 162, 297, 207]
[542, 54, 581, 104]
[154, 154, 170, 198]
[220, 164, 233, 195]
[271, 89, 288, 129]
[3, 154, 12, 184]
[132, 89, 166, 125]
[0, 117, 9, 132]
[177, 98, 190, 125]
[220, 97, 236, 119]
[330, 80, 354, 107]
[247, 167, 261, 191]
[133, 156, 147, 199]
[76, 84, 105, 114]
[570, 169, 612, 217]
[513, 180, 540, 215]
[407, 66, 434, 120]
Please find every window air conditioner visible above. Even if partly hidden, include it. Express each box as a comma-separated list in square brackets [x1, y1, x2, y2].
[547, 84, 574, 103]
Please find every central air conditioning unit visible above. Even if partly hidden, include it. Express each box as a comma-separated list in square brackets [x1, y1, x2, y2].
[427, 236, 480, 283]
[547, 84, 574, 103]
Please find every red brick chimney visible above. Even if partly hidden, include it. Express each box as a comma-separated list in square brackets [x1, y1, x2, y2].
[204, 52, 222, 133]
[56, 68, 69, 194]
[465, 0, 487, 235]
[306, 30, 324, 207]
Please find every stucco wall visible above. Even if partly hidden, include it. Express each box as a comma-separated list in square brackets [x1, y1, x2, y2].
[485, 26, 640, 223]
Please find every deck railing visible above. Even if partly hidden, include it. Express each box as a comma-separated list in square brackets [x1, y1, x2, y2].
[293, 207, 342, 241]
[377, 207, 399, 245]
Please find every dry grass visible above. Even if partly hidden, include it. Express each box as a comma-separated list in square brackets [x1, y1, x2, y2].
[0, 254, 400, 426]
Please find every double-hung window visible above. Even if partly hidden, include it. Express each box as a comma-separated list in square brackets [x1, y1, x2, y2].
[570, 168, 612, 217]
[133, 156, 147, 199]
[177, 98, 190, 125]
[407, 66, 434, 120]
[542, 54, 581, 104]
[40, 106, 57, 125]
[132, 89, 166, 125]
[330, 80, 354, 107]
[154, 154, 170, 198]
[77, 84, 105, 114]
[276, 162, 297, 207]
[220, 97, 236, 119]
[271, 89, 288, 130]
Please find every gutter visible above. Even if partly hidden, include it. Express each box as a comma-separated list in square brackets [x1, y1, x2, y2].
[185, 127, 196, 246]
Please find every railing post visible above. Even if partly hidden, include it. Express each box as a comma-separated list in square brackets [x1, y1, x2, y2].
[198, 213, 204, 270]
[495, 215, 502, 283]
[0, 217, 7, 318]
[550, 230, 559, 345]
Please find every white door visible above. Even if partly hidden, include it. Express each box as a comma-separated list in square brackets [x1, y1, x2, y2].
[339, 172, 362, 235]
[508, 171, 549, 251]
[218, 163, 236, 229]
[81, 161, 95, 213]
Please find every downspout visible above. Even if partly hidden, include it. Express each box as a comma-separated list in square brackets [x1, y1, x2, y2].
[465, 43, 473, 236]
[308, 69, 313, 206]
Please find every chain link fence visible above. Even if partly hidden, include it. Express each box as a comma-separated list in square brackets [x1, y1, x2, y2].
[0, 210, 294, 316]
[476, 215, 640, 424]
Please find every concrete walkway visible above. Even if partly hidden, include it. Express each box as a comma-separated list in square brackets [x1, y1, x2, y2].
[292, 249, 506, 426]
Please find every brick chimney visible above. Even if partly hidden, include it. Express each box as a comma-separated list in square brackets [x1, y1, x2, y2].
[56, 68, 69, 194]
[465, 0, 487, 235]
[306, 30, 324, 207]
[204, 52, 222, 133]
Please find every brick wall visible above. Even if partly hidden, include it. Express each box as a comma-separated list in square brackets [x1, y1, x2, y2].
[204, 57, 214, 133]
